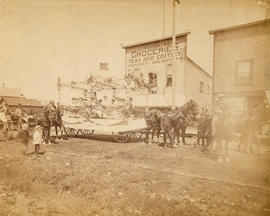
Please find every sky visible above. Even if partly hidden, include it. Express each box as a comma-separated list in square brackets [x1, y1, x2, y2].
[0, 0, 268, 100]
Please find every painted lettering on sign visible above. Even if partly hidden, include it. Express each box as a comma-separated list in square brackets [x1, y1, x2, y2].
[126, 41, 186, 69]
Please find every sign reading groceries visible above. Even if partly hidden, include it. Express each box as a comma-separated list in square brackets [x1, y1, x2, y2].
[126, 38, 186, 69]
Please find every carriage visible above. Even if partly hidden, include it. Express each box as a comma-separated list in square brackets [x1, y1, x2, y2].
[0, 113, 36, 139]
[61, 103, 149, 143]
[61, 99, 200, 144]
[62, 116, 148, 143]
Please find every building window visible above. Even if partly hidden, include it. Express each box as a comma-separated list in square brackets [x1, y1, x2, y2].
[148, 73, 157, 94]
[207, 85, 210, 95]
[132, 68, 142, 78]
[166, 64, 172, 87]
[235, 59, 253, 85]
[199, 81, 204, 93]
[167, 77, 172, 87]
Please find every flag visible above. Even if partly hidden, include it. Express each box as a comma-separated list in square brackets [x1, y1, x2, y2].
[99, 63, 109, 71]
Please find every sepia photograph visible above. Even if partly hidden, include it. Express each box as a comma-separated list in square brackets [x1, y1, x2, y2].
[0, 0, 269, 215]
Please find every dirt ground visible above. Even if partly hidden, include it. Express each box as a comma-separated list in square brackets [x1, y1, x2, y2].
[0, 134, 269, 216]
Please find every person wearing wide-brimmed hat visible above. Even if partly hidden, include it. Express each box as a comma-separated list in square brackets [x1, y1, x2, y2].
[26, 104, 33, 116]
[14, 103, 25, 131]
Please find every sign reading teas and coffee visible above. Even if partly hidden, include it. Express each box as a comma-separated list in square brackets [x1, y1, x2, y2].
[126, 37, 187, 70]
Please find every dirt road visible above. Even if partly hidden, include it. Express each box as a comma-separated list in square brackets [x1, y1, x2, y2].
[0, 137, 269, 216]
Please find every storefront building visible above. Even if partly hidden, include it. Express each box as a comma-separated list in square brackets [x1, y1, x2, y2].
[122, 32, 212, 110]
[209, 19, 270, 113]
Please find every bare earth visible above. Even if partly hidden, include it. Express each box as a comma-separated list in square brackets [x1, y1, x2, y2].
[0, 136, 269, 216]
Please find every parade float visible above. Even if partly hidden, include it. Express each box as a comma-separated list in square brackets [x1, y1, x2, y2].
[58, 73, 154, 142]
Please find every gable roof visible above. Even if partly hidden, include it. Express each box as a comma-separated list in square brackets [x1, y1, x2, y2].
[185, 56, 212, 79]
[122, 32, 190, 49]
[209, 19, 270, 35]
[0, 87, 22, 97]
[0, 97, 43, 107]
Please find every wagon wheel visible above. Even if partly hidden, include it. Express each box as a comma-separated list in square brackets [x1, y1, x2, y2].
[81, 129, 94, 136]
[132, 130, 144, 138]
[64, 127, 79, 137]
[112, 132, 131, 143]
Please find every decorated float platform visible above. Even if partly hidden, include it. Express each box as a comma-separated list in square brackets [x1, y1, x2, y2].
[62, 116, 148, 143]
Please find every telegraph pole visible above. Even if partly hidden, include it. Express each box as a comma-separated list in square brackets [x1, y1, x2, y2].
[57, 77, 61, 104]
[171, 0, 180, 109]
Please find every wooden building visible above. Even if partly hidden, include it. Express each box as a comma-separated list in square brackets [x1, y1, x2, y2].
[122, 33, 212, 110]
[0, 85, 23, 99]
[0, 97, 43, 114]
[209, 19, 270, 113]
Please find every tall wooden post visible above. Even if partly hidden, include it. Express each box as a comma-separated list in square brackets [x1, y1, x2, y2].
[57, 77, 61, 104]
[171, 0, 177, 109]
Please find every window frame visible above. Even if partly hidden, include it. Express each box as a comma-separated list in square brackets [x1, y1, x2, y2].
[235, 58, 253, 86]
[199, 81, 204, 93]
[166, 76, 172, 87]
[148, 72, 157, 94]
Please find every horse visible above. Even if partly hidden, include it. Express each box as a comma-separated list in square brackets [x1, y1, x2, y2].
[197, 113, 212, 149]
[236, 112, 261, 154]
[211, 108, 235, 160]
[144, 109, 162, 144]
[160, 99, 199, 147]
[172, 100, 200, 145]
[39, 108, 51, 144]
[54, 105, 64, 139]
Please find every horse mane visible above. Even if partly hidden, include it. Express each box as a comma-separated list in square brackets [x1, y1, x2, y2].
[179, 100, 192, 116]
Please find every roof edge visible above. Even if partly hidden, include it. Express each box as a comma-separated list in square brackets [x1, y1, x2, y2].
[122, 32, 190, 49]
[185, 56, 212, 79]
[209, 19, 270, 35]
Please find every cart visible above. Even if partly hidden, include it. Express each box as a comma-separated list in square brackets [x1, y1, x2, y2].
[62, 116, 148, 143]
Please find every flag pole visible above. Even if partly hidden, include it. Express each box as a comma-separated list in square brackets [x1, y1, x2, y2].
[171, 0, 178, 109]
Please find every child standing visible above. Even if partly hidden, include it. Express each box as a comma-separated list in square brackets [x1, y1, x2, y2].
[20, 119, 30, 154]
[33, 121, 43, 156]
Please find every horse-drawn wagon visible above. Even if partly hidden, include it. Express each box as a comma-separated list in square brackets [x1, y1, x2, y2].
[62, 116, 148, 143]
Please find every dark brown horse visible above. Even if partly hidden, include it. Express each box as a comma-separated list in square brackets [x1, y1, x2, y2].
[160, 100, 199, 147]
[211, 108, 235, 160]
[172, 100, 199, 145]
[144, 109, 162, 144]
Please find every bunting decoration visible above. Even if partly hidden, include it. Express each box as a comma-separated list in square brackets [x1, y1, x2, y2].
[58, 73, 155, 117]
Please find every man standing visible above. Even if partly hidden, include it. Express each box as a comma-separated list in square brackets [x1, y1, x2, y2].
[26, 104, 33, 116]
[15, 103, 24, 117]
[14, 103, 24, 131]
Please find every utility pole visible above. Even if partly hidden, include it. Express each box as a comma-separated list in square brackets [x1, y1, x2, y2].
[163, 0, 165, 37]
[57, 77, 61, 104]
[171, 0, 180, 109]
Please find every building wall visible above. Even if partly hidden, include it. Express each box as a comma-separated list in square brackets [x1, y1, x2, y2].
[213, 22, 270, 95]
[185, 60, 212, 111]
[0, 100, 43, 114]
[124, 35, 192, 107]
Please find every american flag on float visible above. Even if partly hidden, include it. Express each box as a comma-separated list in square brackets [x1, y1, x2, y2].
[99, 63, 109, 71]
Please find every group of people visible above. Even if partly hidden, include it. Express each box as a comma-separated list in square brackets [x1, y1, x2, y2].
[0, 100, 64, 157]
[88, 93, 134, 119]
[0, 103, 34, 140]
[198, 95, 268, 160]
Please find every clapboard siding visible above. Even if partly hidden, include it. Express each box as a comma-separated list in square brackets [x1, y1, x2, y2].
[213, 22, 270, 94]
[185, 58, 212, 110]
